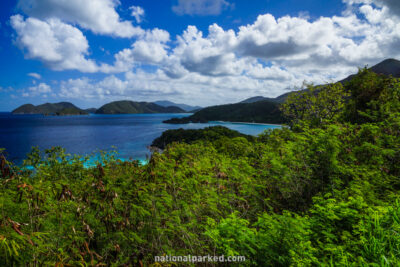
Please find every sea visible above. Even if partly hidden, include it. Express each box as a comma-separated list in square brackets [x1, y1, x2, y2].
[0, 112, 281, 164]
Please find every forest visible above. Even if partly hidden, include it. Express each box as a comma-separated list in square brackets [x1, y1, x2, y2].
[0, 68, 399, 266]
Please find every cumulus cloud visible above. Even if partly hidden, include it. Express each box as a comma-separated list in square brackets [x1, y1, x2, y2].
[11, 15, 99, 72]
[17, 0, 144, 38]
[29, 82, 51, 93]
[22, 82, 52, 97]
[28, 72, 41, 79]
[130, 6, 145, 23]
[172, 0, 231, 16]
[100, 28, 170, 73]
[12, 0, 400, 105]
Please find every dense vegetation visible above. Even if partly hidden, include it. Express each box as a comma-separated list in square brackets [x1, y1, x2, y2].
[163, 100, 285, 124]
[12, 102, 88, 116]
[151, 126, 255, 150]
[55, 107, 89, 116]
[95, 100, 185, 114]
[1, 69, 400, 266]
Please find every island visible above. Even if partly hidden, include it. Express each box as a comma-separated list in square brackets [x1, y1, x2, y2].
[95, 100, 186, 114]
[12, 102, 89, 116]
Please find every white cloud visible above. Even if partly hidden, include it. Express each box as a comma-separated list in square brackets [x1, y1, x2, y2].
[172, 0, 231, 16]
[11, 15, 99, 72]
[17, 0, 143, 38]
[22, 82, 52, 97]
[28, 72, 41, 79]
[100, 28, 170, 73]
[11, 0, 400, 105]
[130, 6, 145, 23]
[29, 82, 51, 93]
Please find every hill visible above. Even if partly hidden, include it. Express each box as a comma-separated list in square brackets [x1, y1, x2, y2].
[240, 96, 281, 103]
[164, 100, 285, 124]
[165, 58, 400, 125]
[154, 100, 202, 112]
[341, 58, 400, 83]
[12, 102, 88, 115]
[242, 59, 400, 105]
[1, 68, 400, 266]
[55, 107, 89, 116]
[95, 100, 185, 114]
[151, 126, 255, 150]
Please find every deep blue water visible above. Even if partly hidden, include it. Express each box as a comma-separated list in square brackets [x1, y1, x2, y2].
[0, 112, 280, 164]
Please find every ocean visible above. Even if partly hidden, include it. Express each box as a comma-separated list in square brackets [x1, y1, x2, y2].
[0, 112, 281, 164]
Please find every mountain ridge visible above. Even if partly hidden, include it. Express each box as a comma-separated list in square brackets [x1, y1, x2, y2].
[95, 100, 186, 114]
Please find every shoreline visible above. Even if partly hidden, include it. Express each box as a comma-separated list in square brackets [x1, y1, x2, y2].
[209, 120, 284, 127]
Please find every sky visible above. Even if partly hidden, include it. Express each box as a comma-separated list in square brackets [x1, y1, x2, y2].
[0, 0, 400, 111]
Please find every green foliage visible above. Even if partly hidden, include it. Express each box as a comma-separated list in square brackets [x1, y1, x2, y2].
[164, 100, 285, 124]
[280, 82, 349, 128]
[344, 68, 400, 123]
[0, 68, 399, 265]
[95, 100, 185, 114]
[151, 126, 255, 149]
[12, 102, 88, 116]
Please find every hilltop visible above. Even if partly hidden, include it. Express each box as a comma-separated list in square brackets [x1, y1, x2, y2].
[95, 100, 185, 114]
[12, 102, 88, 116]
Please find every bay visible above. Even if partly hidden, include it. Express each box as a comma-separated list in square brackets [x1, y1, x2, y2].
[0, 112, 281, 164]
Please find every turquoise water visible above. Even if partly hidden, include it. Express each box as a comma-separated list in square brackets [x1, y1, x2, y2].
[0, 112, 281, 164]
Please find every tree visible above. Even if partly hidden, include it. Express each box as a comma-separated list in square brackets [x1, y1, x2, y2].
[280, 82, 349, 128]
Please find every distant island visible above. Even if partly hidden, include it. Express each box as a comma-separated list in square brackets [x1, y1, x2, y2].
[164, 58, 400, 124]
[154, 100, 202, 112]
[12, 102, 89, 116]
[11, 100, 187, 115]
[95, 100, 186, 114]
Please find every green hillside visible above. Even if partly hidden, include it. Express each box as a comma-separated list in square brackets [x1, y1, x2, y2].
[12, 102, 88, 115]
[164, 100, 285, 124]
[95, 100, 185, 114]
[56, 107, 89, 116]
[151, 126, 255, 149]
[1, 69, 400, 266]
[165, 58, 400, 125]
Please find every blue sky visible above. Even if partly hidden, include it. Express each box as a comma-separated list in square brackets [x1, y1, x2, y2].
[0, 0, 399, 111]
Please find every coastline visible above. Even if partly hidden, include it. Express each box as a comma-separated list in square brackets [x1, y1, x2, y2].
[209, 120, 284, 127]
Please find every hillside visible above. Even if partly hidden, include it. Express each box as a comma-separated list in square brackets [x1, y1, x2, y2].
[164, 100, 285, 124]
[240, 95, 281, 103]
[12, 102, 88, 115]
[165, 58, 400, 124]
[55, 107, 89, 116]
[95, 100, 185, 114]
[151, 126, 255, 150]
[341, 58, 400, 83]
[154, 100, 202, 112]
[1, 69, 399, 266]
